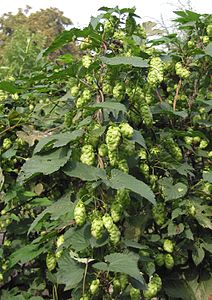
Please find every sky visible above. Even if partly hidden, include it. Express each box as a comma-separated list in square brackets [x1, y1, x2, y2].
[0, 0, 211, 27]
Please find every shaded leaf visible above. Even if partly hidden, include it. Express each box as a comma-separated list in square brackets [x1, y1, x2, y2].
[63, 161, 107, 181]
[56, 254, 84, 290]
[107, 169, 155, 204]
[34, 129, 83, 154]
[9, 244, 44, 268]
[131, 130, 146, 148]
[93, 252, 145, 285]
[18, 147, 72, 183]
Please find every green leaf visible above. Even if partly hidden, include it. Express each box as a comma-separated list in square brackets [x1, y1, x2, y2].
[34, 129, 84, 154]
[56, 253, 84, 290]
[0, 81, 22, 94]
[168, 222, 185, 236]
[88, 101, 127, 113]
[18, 147, 72, 183]
[187, 271, 212, 300]
[131, 130, 146, 148]
[63, 161, 107, 181]
[159, 177, 188, 201]
[192, 244, 205, 266]
[164, 276, 196, 300]
[100, 56, 148, 68]
[203, 170, 212, 183]
[195, 205, 212, 230]
[64, 226, 90, 252]
[93, 252, 145, 286]
[28, 192, 74, 234]
[107, 169, 155, 204]
[204, 42, 212, 57]
[9, 244, 44, 268]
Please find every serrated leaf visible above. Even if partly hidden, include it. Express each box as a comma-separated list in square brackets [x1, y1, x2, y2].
[204, 42, 212, 57]
[64, 226, 90, 252]
[18, 147, 72, 183]
[56, 253, 84, 290]
[63, 161, 107, 181]
[203, 170, 212, 183]
[100, 56, 148, 67]
[164, 277, 196, 300]
[9, 244, 44, 268]
[131, 130, 146, 148]
[28, 192, 73, 234]
[187, 273, 212, 300]
[168, 222, 184, 236]
[34, 129, 83, 154]
[159, 177, 187, 201]
[107, 169, 155, 204]
[93, 252, 145, 285]
[192, 244, 205, 266]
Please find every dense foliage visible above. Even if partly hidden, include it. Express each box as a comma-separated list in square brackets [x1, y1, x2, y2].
[0, 6, 212, 300]
[0, 7, 73, 77]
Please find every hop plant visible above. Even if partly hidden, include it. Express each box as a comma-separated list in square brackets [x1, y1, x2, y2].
[91, 218, 104, 239]
[175, 62, 190, 79]
[90, 278, 100, 294]
[147, 57, 164, 87]
[82, 55, 92, 68]
[46, 253, 57, 271]
[163, 239, 174, 253]
[152, 202, 166, 226]
[80, 144, 95, 165]
[164, 253, 174, 269]
[119, 122, 134, 138]
[106, 125, 121, 151]
[98, 143, 108, 157]
[111, 201, 123, 222]
[74, 200, 86, 226]
[130, 286, 140, 300]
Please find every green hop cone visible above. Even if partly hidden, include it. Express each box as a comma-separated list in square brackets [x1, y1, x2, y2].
[74, 200, 86, 226]
[130, 287, 140, 300]
[108, 150, 118, 167]
[152, 203, 166, 226]
[70, 85, 80, 97]
[46, 253, 57, 271]
[119, 123, 134, 138]
[106, 125, 121, 151]
[151, 274, 162, 291]
[118, 159, 129, 173]
[112, 82, 125, 100]
[175, 62, 190, 79]
[90, 278, 100, 295]
[109, 223, 121, 244]
[119, 273, 128, 290]
[56, 235, 64, 248]
[155, 253, 165, 267]
[91, 218, 104, 239]
[98, 143, 108, 157]
[82, 55, 92, 68]
[163, 239, 174, 253]
[103, 214, 114, 231]
[111, 201, 123, 222]
[140, 105, 153, 126]
[80, 144, 95, 165]
[143, 282, 158, 299]
[164, 253, 174, 269]
[2, 138, 12, 150]
[116, 189, 130, 206]
[139, 148, 147, 160]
